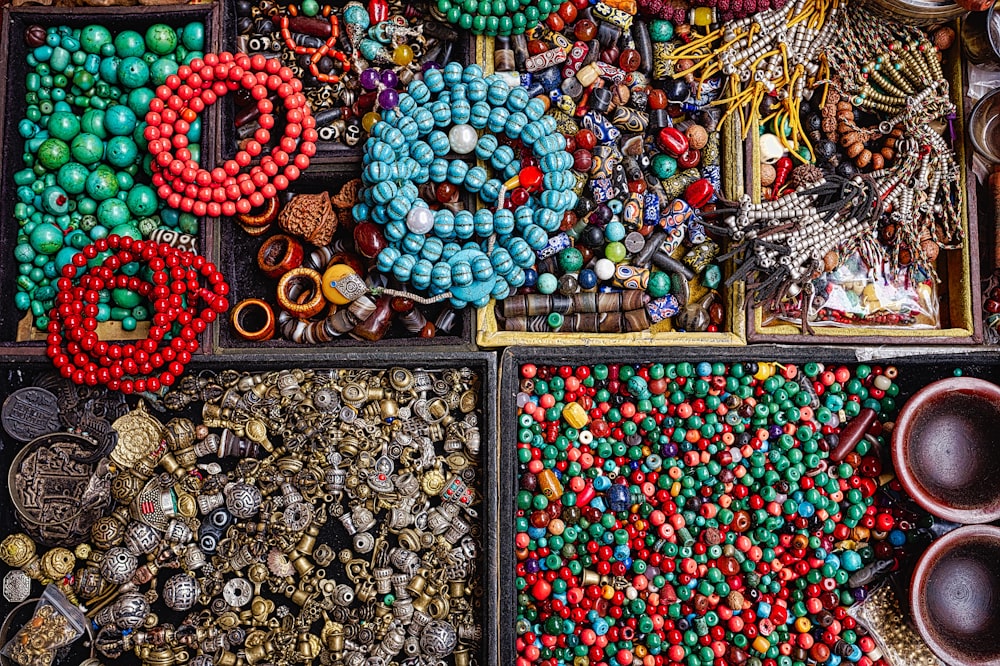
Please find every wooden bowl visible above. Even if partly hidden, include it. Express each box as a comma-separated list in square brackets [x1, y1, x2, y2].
[892, 377, 1000, 524]
[911, 525, 1000, 666]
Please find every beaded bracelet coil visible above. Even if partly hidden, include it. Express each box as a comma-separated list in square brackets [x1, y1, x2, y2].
[355, 62, 579, 309]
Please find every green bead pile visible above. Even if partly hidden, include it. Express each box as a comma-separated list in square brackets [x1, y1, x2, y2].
[435, 0, 553, 36]
[13, 22, 205, 330]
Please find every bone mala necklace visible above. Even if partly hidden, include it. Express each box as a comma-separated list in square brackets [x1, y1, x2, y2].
[705, 174, 879, 330]
[827, 3, 962, 274]
[665, 0, 840, 159]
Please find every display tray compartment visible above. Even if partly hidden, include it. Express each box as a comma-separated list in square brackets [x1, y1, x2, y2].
[0, 3, 227, 356]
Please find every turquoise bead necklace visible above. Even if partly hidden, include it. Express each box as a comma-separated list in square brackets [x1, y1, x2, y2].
[13, 22, 204, 331]
[434, 0, 555, 36]
[355, 62, 578, 309]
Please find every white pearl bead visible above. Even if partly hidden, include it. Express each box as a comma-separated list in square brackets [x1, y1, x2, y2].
[448, 124, 478, 155]
[594, 258, 616, 281]
[406, 206, 435, 235]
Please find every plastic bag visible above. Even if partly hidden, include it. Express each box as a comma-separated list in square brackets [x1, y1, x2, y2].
[774, 251, 940, 329]
[848, 583, 943, 666]
[1, 585, 87, 666]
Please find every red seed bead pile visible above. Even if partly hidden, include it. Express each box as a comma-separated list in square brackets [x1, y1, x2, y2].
[46, 236, 230, 393]
[515, 362, 901, 666]
[146, 52, 316, 218]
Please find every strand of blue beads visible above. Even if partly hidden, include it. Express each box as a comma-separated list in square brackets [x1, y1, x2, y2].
[355, 61, 579, 309]
[13, 22, 204, 332]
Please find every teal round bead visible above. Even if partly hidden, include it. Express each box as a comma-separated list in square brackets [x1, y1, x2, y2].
[145, 24, 178, 55]
[47, 111, 80, 141]
[80, 25, 112, 54]
[103, 105, 137, 136]
[80, 109, 107, 138]
[181, 23, 204, 51]
[29, 223, 63, 254]
[85, 166, 119, 201]
[70, 133, 104, 165]
[114, 30, 145, 57]
[98, 199, 130, 227]
[105, 136, 138, 168]
[117, 56, 149, 88]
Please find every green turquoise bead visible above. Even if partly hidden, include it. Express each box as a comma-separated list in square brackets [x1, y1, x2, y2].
[14, 292, 31, 311]
[47, 111, 80, 141]
[112, 287, 142, 309]
[14, 243, 36, 263]
[98, 199, 130, 227]
[85, 166, 119, 201]
[116, 171, 134, 192]
[41, 186, 70, 215]
[80, 25, 112, 54]
[106, 136, 138, 168]
[48, 47, 70, 73]
[648, 271, 671, 298]
[126, 184, 157, 217]
[145, 24, 178, 56]
[99, 55, 120, 84]
[104, 105, 137, 136]
[121, 316, 138, 331]
[180, 22, 204, 51]
[114, 30, 145, 58]
[117, 56, 149, 88]
[150, 58, 179, 86]
[109, 223, 140, 240]
[29, 223, 63, 254]
[78, 197, 98, 215]
[36, 138, 71, 170]
[127, 87, 155, 115]
[70, 133, 104, 164]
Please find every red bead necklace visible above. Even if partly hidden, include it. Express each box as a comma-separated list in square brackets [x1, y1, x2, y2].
[46, 236, 230, 394]
[146, 52, 316, 218]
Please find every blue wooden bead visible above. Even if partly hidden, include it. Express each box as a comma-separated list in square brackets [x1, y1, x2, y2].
[387, 195, 410, 221]
[411, 141, 433, 165]
[398, 93, 416, 115]
[413, 107, 434, 133]
[470, 101, 490, 129]
[473, 208, 493, 235]
[454, 210, 475, 239]
[411, 259, 433, 290]
[494, 209, 515, 236]
[491, 247, 514, 276]
[475, 134, 498, 160]
[421, 236, 444, 262]
[428, 131, 450, 156]
[487, 81, 510, 107]
[488, 107, 510, 134]
[525, 98, 547, 121]
[433, 209, 454, 238]
[446, 160, 469, 185]
[465, 166, 488, 192]
[514, 207, 534, 230]
[377, 247, 400, 273]
[491, 280, 510, 301]
[372, 181, 397, 204]
[491, 145, 514, 170]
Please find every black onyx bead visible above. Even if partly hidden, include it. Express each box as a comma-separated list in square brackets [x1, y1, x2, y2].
[236, 0, 253, 15]
[806, 113, 822, 132]
[663, 79, 690, 102]
[836, 162, 858, 178]
[816, 140, 837, 162]
[581, 225, 606, 248]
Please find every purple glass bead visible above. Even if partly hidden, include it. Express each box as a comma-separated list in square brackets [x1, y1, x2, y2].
[524, 559, 539, 574]
[380, 69, 398, 89]
[768, 424, 783, 440]
[422, 61, 441, 72]
[360, 68, 380, 91]
[661, 443, 678, 458]
[377, 88, 399, 109]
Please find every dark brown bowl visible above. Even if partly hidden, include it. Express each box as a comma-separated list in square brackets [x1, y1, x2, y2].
[891, 377, 1000, 524]
[911, 525, 1000, 666]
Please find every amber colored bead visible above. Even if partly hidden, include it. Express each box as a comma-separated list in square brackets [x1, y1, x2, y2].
[436, 182, 458, 203]
[600, 47, 619, 64]
[558, 1, 578, 22]
[530, 510, 551, 528]
[627, 180, 646, 194]
[561, 211, 578, 231]
[574, 19, 597, 41]
[732, 510, 750, 532]
[527, 39, 549, 55]
[618, 49, 641, 72]
[678, 148, 701, 168]
[647, 89, 668, 110]
[575, 129, 597, 150]
[718, 557, 740, 576]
